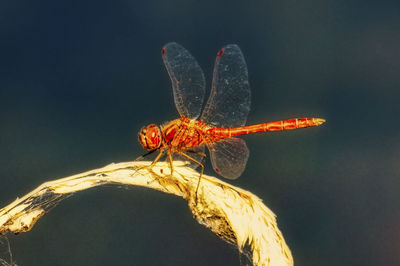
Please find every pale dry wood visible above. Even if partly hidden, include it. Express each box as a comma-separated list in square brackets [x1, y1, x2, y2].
[0, 161, 293, 266]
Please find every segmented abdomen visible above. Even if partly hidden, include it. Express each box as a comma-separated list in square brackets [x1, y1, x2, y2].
[207, 117, 325, 142]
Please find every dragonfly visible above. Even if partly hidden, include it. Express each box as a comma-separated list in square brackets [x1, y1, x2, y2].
[138, 42, 325, 189]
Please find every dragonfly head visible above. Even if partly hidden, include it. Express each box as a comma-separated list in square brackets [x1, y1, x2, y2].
[138, 124, 162, 150]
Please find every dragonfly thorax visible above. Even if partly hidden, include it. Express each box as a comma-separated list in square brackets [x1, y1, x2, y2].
[138, 124, 162, 150]
[161, 118, 210, 150]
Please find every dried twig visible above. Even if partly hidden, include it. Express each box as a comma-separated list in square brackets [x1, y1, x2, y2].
[0, 161, 293, 266]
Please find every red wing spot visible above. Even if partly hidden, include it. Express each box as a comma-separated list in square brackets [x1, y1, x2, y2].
[162, 47, 166, 56]
[217, 48, 224, 58]
[215, 168, 221, 174]
[160, 169, 164, 174]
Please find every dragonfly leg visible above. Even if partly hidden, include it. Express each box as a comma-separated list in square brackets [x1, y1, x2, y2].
[177, 151, 205, 201]
[187, 149, 207, 158]
[130, 149, 165, 185]
[144, 148, 165, 183]
[167, 150, 174, 176]
[150, 148, 164, 167]
[130, 149, 162, 176]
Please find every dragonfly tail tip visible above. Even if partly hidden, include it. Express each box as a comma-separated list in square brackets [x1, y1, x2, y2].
[314, 118, 326, 126]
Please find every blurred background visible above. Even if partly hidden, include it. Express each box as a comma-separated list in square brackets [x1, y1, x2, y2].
[0, 0, 399, 265]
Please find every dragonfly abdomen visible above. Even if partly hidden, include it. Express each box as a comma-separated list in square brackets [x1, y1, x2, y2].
[209, 117, 325, 140]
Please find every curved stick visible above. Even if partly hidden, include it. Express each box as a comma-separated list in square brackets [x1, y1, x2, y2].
[0, 161, 293, 266]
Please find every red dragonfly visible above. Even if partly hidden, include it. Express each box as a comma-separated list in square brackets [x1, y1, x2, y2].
[138, 42, 325, 182]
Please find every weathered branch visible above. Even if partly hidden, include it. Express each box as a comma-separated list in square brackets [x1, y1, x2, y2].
[0, 161, 293, 266]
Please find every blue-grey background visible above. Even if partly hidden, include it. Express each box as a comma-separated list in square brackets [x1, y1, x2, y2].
[1, 0, 399, 265]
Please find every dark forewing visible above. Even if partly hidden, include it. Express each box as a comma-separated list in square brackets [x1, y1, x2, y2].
[162, 42, 206, 120]
[208, 138, 249, 179]
[200, 44, 251, 128]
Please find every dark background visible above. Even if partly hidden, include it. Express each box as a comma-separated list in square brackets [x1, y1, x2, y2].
[1, 0, 399, 265]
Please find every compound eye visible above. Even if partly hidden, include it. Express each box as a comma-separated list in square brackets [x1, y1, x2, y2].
[138, 128, 149, 148]
[138, 124, 161, 150]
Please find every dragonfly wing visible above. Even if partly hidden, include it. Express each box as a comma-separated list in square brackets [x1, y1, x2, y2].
[162, 42, 206, 120]
[207, 137, 249, 180]
[201, 45, 251, 128]
[173, 145, 206, 170]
